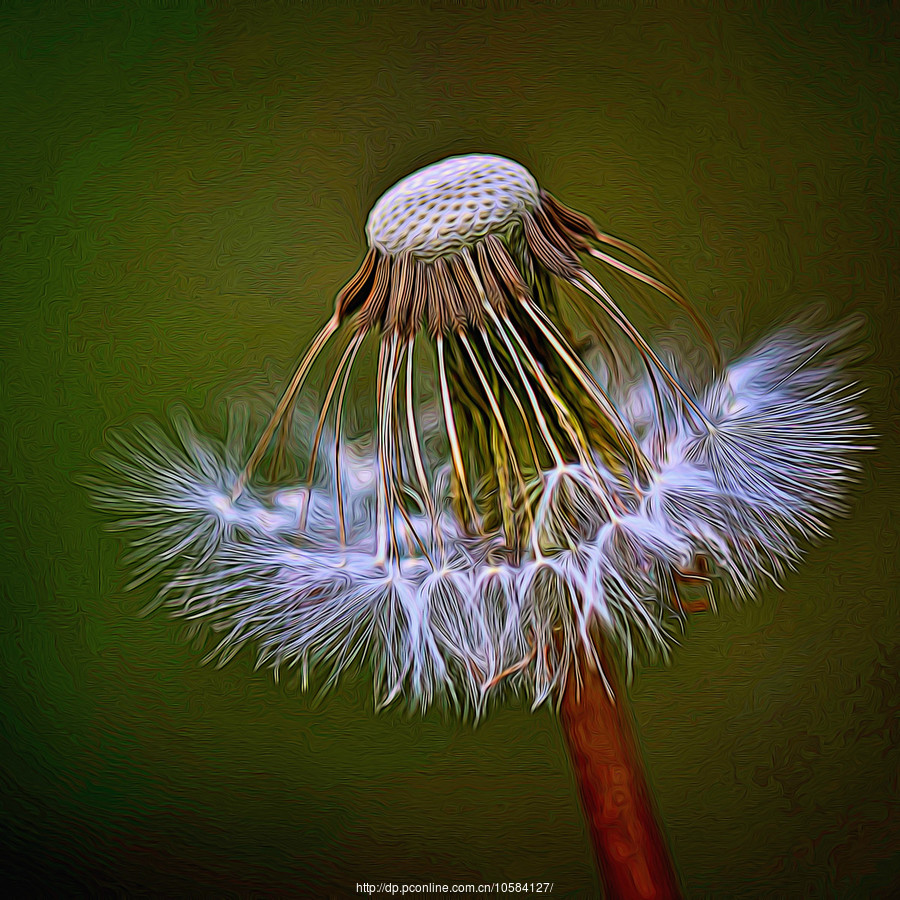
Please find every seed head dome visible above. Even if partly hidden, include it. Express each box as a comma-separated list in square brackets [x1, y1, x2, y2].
[366, 154, 540, 260]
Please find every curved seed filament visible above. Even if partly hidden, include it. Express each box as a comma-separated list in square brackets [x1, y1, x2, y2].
[587, 246, 719, 364]
[477, 330, 542, 473]
[388, 335, 432, 560]
[375, 340, 398, 563]
[497, 309, 599, 480]
[482, 304, 564, 468]
[405, 339, 443, 553]
[574, 269, 712, 428]
[300, 331, 365, 532]
[458, 331, 535, 533]
[518, 294, 651, 478]
[436, 336, 481, 530]
[233, 315, 339, 500]
[334, 332, 365, 545]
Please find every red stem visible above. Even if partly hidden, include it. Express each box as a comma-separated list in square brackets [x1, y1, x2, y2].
[560, 640, 681, 899]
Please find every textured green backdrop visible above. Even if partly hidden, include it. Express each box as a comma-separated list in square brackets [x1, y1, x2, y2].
[1, 3, 897, 896]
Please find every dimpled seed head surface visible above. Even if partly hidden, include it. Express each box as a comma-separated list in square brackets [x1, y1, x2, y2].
[366, 155, 540, 260]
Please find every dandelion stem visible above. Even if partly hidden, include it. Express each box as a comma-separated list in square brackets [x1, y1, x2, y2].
[560, 636, 681, 900]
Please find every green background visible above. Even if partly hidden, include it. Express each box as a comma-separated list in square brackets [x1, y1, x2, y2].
[2, 3, 898, 896]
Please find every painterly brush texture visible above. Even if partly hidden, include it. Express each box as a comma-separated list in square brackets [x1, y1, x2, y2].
[2, 3, 897, 897]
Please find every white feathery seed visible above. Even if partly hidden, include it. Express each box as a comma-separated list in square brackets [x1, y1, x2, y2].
[93, 327, 866, 710]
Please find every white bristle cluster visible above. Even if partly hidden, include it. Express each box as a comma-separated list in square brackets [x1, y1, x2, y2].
[95, 329, 867, 712]
[366, 154, 540, 260]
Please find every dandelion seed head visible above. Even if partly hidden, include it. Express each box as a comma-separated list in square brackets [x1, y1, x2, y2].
[94, 154, 870, 714]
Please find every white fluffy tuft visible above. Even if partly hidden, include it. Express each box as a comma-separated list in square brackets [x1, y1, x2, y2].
[94, 328, 867, 711]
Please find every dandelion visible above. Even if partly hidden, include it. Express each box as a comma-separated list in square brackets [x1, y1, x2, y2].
[96, 154, 867, 899]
